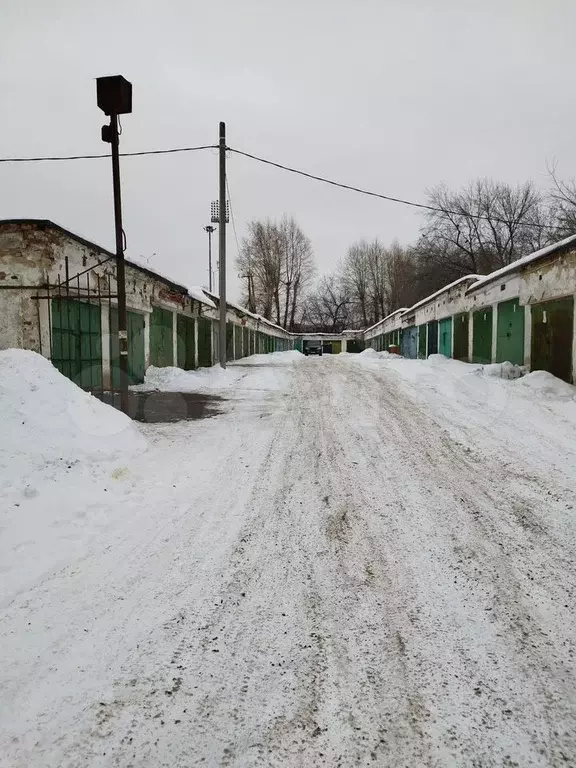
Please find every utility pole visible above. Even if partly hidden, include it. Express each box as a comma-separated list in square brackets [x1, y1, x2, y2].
[203, 225, 216, 292]
[218, 122, 227, 369]
[97, 75, 132, 414]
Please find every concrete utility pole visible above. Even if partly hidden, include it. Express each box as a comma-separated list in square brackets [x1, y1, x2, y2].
[203, 225, 216, 292]
[218, 122, 227, 369]
[97, 75, 132, 414]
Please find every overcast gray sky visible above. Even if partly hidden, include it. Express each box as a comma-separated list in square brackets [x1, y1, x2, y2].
[2, 0, 575, 300]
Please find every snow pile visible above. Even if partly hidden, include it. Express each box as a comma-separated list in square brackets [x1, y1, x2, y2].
[136, 364, 241, 392]
[358, 348, 402, 360]
[0, 350, 146, 486]
[518, 370, 576, 400]
[240, 350, 304, 366]
[479, 362, 526, 380]
[134, 351, 303, 393]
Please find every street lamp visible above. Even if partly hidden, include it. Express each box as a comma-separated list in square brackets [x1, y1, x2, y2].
[203, 224, 216, 292]
[96, 74, 132, 414]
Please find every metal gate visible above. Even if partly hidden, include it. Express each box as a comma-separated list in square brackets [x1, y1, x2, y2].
[40, 259, 117, 395]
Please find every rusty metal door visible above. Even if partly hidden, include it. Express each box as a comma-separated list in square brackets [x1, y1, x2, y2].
[453, 313, 469, 361]
[531, 298, 574, 383]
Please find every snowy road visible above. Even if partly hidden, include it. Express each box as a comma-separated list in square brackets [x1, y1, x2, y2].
[1, 353, 576, 767]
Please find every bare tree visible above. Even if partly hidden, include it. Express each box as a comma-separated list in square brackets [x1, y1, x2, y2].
[548, 162, 576, 236]
[420, 179, 551, 281]
[339, 239, 419, 327]
[279, 217, 316, 330]
[237, 217, 315, 328]
[342, 243, 371, 327]
[300, 274, 351, 332]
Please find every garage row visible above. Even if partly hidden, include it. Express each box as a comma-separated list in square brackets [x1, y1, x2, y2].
[364, 236, 576, 384]
[0, 220, 293, 393]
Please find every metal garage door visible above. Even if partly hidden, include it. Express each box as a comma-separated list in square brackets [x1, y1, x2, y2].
[177, 315, 196, 371]
[226, 322, 234, 361]
[110, 308, 145, 386]
[197, 316, 212, 368]
[472, 308, 493, 364]
[531, 298, 574, 383]
[427, 320, 438, 356]
[150, 307, 174, 367]
[439, 317, 452, 357]
[418, 325, 427, 358]
[453, 313, 469, 361]
[402, 327, 418, 359]
[52, 298, 102, 390]
[496, 299, 524, 366]
[243, 326, 249, 358]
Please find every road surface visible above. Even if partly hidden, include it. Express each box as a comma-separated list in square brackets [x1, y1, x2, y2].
[1, 354, 575, 767]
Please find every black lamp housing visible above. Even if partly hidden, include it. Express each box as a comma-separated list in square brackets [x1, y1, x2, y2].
[96, 75, 132, 115]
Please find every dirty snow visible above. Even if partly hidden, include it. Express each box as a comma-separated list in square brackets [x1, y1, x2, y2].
[1, 351, 575, 767]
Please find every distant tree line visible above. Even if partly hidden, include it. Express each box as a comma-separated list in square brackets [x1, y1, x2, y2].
[236, 167, 576, 332]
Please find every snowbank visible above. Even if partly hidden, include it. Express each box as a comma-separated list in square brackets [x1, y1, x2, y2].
[0, 350, 146, 487]
[133, 351, 303, 394]
[358, 348, 402, 360]
[240, 350, 304, 366]
[136, 364, 241, 392]
[518, 370, 576, 400]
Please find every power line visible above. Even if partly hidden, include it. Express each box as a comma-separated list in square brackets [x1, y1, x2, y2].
[227, 146, 562, 232]
[0, 145, 217, 163]
[0, 138, 565, 232]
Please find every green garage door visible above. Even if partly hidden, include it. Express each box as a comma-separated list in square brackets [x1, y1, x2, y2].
[150, 307, 173, 367]
[531, 298, 574, 383]
[496, 299, 524, 366]
[197, 316, 212, 368]
[472, 308, 493, 364]
[427, 320, 438, 356]
[52, 298, 102, 390]
[177, 315, 196, 370]
[234, 325, 242, 360]
[110, 308, 145, 387]
[453, 313, 469, 361]
[225, 322, 233, 361]
[243, 327, 249, 358]
[439, 317, 453, 357]
[418, 325, 427, 358]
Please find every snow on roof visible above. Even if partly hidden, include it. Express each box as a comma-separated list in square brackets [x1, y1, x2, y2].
[186, 285, 216, 308]
[466, 234, 576, 293]
[364, 308, 409, 334]
[203, 289, 290, 335]
[401, 275, 482, 316]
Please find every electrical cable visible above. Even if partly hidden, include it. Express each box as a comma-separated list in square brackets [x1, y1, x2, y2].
[227, 146, 563, 232]
[0, 145, 217, 163]
[0, 138, 567, 233]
